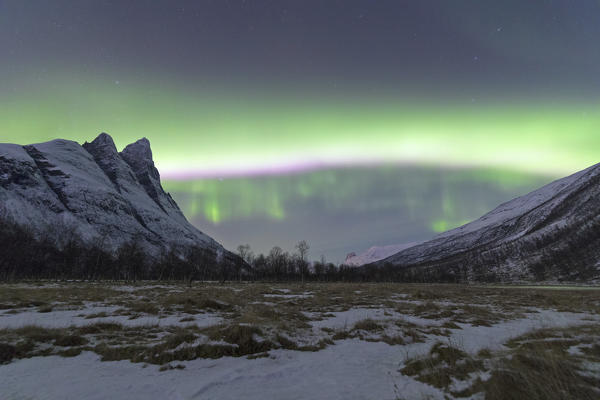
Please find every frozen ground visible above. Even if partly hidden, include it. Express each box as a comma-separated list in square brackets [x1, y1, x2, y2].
[1, 282, 599, 400]
[0, 304, 222, 329]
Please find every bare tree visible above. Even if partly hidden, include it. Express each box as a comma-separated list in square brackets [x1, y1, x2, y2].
[236, 244, 254, 282]
[295, 240, 310, 284]
[236, 244, 253, 263]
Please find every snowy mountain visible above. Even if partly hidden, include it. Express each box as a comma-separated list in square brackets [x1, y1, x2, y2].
[369, 163, 600, 282]
[0, 133, 238, 265]
[344, 243, 419, 266]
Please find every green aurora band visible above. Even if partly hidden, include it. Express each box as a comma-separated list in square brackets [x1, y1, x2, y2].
[163, 166, 553, 260]
[164, 166, 548, 226]
[2, 76, 600, 179]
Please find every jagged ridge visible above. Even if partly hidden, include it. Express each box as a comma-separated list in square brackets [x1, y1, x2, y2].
[0, 133, 238, 266]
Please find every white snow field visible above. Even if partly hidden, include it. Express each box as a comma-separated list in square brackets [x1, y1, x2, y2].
[1, 282, 599, 400]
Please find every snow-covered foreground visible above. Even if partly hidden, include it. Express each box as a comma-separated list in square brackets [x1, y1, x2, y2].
[3, 310, 597, 400]
[3, 341, 425, 400]
[1, 282, 599, 400]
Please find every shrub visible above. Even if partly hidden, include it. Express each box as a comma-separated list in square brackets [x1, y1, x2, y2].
[54, 334, 88, 347]
[353, 319, 384, 332]
[0, 343, 16, 364]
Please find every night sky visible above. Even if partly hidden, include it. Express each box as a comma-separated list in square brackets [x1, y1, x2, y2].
[3, 1, 600, 93]
[2, 1, 600, 176]
[2, 1, 600, 259]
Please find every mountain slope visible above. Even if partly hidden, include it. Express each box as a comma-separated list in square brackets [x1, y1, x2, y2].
[344, 243, 419, 266]
[0, 133, 237, 266]
[369, 163, 600, 282]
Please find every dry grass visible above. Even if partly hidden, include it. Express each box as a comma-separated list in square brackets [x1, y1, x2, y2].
[0, 285, 119, 310]
[353, 319, 384, 332]
[483, 351, 599, 400]
[400, 324, 600, 399]
[401, 341, 484, 392]
[0, 281, 599, 385]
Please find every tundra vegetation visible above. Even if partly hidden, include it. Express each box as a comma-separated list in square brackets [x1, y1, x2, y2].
[0, 282, 599, 399]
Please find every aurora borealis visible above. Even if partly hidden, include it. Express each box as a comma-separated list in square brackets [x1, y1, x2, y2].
[2, 79, 600, 178]
[163, 166, 552, 261]
[2, 1, 600, 260]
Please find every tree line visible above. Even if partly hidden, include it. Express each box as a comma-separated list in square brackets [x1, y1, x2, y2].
[2, 210, 596, 283]
[0, 212, 437, 283]
[0, 213, 239, 282]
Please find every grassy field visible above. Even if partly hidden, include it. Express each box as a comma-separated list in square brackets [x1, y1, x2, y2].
[1, 282, 599, 399]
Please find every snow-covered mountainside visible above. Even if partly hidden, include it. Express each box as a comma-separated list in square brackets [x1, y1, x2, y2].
[0, 133, 237, 264]
[344, 243, 419, 266]
[369, 163, 600, 282]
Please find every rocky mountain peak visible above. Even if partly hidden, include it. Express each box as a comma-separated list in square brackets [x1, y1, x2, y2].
[87, 131, 115, 150]
[82, 133, 124, 187]
[92, 132, 116, 146]
[120, 138, 154, 171]
[83, 133, 119, 157]
[119, 136, 178, 214]
[0, 134, 241, 267]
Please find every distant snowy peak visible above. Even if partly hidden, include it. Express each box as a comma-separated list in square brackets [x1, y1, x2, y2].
[344, 243, 419, 266]
[370, 162, 600, 282]
[0, 133, 238, 265]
